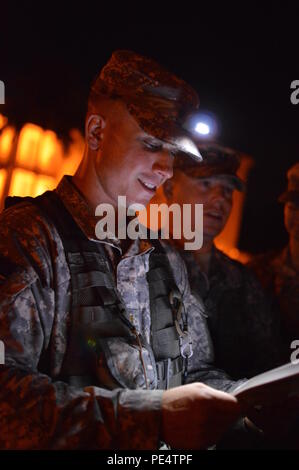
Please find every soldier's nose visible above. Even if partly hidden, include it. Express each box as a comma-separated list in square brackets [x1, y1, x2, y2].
[152, 153, 174, 181]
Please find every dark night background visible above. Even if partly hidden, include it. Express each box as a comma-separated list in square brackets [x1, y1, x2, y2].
[1, 1, 298, 254]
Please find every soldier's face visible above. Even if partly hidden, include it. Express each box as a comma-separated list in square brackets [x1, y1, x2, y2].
[95, 105, 175, 207]
[171, 171, 234, 241]
[284, 202, 299, 240]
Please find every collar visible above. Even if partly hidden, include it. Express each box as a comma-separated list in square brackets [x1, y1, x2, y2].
[55, 175, 153, 257]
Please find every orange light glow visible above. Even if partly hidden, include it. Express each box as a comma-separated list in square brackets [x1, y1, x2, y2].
[16, 123, 44, 170]
[59, 129, 84, 179]
[0, 120, 86, 210]
[0, 114, 8, 130]
[9, 169, 37, 197]
[0, 126, 16, 164]
[37, 130, 63, 175]
[215, 243, 252, 263]
[0, 169, 7, 201]
[33, 175, 57, 197]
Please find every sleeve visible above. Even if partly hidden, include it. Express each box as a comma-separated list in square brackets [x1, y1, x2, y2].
[0, 203, 162, 450]
[162, 243, 246, 393]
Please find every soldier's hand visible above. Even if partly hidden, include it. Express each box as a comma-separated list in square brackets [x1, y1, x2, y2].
[161, 382, 241, 449]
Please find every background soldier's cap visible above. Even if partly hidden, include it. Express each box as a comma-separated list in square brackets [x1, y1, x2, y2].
[90, 50, 202, 161]
[279, 162, 299, 204]
[174, 144, 245, 191]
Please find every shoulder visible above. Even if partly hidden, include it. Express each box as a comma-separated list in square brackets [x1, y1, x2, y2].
[0, 198, 62, 252]
[214, 248, 243, 270]
[2, 198, 48, 229]
[247, 250, 280, 270]
[214, 248, 268, 291]
[247, 250, 281, 289]
[0, 198, 68, 287]
[214, 248, 248, 279]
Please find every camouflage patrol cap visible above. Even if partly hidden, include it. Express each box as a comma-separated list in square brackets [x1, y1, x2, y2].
[279, 162, 299, 204]
[90, 50, 202, 161]
[174, 143, 245, 191]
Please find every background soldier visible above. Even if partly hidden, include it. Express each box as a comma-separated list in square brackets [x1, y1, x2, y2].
[249, 162, 299, 358]
[155, 148, 282, 380]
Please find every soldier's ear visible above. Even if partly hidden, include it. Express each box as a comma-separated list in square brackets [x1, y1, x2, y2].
[86, 114, 106, 151]
[163, 179, 173, 200]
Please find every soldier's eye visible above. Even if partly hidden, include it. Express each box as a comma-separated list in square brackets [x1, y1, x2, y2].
[143, 141, 162, 152]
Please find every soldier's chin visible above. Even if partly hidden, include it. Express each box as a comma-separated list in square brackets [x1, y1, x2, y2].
[128, 197, 150, 212]
[134, 194, 156, 209]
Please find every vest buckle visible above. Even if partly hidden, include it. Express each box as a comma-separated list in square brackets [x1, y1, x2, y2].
[179, 332, 193, 358]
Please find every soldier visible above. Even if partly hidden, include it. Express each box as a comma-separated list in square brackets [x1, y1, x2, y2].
[0, 51, 241, 450]
[249, 162, 299, 358]
[156, 147, 282, 381]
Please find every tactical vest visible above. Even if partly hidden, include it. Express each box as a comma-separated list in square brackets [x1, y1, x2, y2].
[5, 191, 193, 390]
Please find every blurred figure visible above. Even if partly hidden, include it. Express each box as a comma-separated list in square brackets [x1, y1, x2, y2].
[249, 162, 299, 357]
[156, 148, 282, 381]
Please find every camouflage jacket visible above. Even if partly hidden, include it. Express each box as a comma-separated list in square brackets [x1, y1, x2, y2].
[249, 246, 299, 354]
[178, 245, 283, 380]
[0, 176, 239, 450]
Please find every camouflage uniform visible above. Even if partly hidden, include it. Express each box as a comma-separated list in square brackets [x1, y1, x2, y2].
[0, 176, 241, 450]
[249, 162, 299, 357]
[178, 245, 283, 380]
[249, 246, 299, 356]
